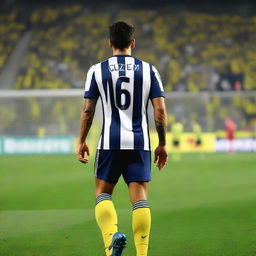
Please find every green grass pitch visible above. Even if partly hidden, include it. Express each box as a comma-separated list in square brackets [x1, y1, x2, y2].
[0, 153, 256, 256]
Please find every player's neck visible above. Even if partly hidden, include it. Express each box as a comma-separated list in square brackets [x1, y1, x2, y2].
[112, 48, 131, 56]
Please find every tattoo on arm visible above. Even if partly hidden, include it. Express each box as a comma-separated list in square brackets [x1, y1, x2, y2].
[79, 98, 97, 143]
[155, 121, 166, 146]
[154, 102, 167, 146]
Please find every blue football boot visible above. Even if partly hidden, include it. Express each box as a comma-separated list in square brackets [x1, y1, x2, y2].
[109, 232, 127, 256]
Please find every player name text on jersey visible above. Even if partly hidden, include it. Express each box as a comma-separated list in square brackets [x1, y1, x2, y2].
[108, 63, 140, 72]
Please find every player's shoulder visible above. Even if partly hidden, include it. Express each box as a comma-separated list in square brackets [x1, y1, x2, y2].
[133, 57, 160, 74]
[88, 57, 115, 71]
[131, 56, 152, 66]
[87, 62, 101, 72]
[130, 57, 160, 75]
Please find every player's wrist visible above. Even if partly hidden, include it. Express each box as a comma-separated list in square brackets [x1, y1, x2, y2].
[78, 138, 86, 144]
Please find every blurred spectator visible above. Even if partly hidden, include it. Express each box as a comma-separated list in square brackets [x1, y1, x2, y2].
[172, 120, 184, 149]
[193, 121, 203, 147]
[225, 117, 237, 152]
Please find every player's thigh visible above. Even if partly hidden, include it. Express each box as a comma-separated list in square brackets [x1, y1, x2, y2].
[128, 181, 148, 204]
[94, 150, 123, 191]
[95, 178, 116, 197]
[122, 150, 151, 184]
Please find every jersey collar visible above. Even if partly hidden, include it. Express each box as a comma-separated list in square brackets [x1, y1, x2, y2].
[113, 54, 132, 57]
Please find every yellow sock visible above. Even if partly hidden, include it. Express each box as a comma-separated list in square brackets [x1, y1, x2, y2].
[132, 201, 151, 256]
[95, 193, 118, 256]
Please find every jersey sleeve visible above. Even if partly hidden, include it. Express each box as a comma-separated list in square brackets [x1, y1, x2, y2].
[149, 65, 165, 99]
[84, 65, 100, 99]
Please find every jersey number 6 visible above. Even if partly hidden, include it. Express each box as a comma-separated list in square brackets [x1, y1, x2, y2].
[116, 77, 131, 110]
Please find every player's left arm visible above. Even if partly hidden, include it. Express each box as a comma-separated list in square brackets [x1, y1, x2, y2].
[77, 98, 97, 164]
[150, 65, 168, 170]
[152, 97, 168, 170]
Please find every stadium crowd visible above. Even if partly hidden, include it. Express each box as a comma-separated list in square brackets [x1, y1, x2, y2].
[10, 5, 256, 92]
[0, 4, 252, 92]
[0, 11, 25, 71]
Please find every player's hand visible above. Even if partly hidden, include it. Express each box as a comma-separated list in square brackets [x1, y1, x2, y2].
[77, 141, 90, 164]
[154, 145, 168, 170]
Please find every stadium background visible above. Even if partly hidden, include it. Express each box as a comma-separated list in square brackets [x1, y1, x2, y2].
[0, 0, 256, 255]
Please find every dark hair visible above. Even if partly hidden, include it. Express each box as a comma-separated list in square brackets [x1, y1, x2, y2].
[109, 21, 135, 50]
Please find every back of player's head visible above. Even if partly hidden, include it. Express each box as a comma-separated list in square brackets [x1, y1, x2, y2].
[109, 21, 135, 50]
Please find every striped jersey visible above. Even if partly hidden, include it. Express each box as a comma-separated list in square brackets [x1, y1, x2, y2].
[84, 54, 165, 151]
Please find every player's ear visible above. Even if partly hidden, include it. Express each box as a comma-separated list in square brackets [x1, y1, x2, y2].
[109, 39, 113, 49]
[131, 39, 135, 49]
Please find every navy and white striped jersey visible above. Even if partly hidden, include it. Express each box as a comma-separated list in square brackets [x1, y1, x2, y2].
[84, 54, 165, 151]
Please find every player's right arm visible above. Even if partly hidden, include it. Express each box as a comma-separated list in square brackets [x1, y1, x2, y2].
[77, 98, 97, 164]
[77, 65, 99, 164]
[152, 97, 168, 170]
